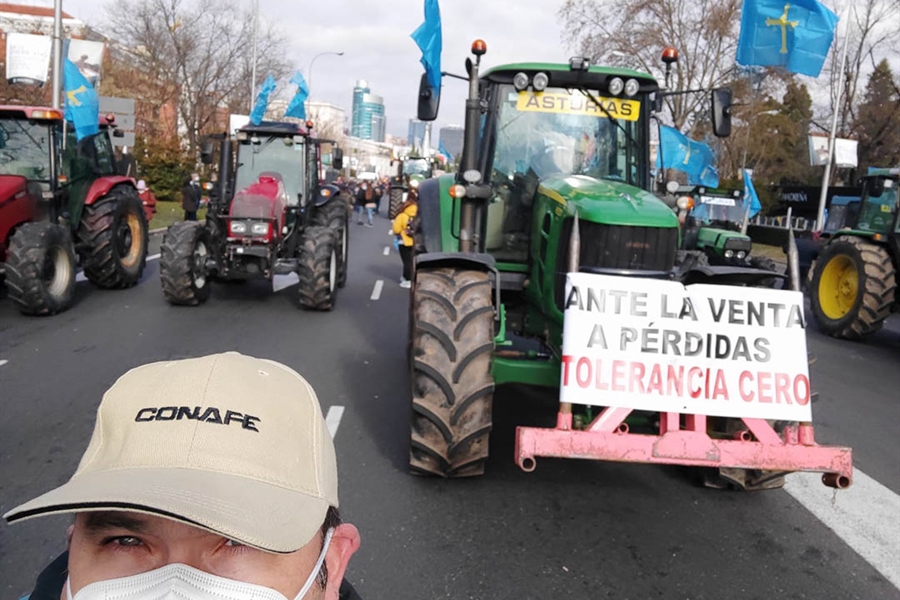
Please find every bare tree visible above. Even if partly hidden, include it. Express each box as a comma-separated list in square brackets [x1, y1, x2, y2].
[103, 0, 290, 154]
[559, 0, 741, 129]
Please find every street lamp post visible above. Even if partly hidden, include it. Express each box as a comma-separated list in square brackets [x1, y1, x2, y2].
[306, 51, 344, 108]
[249, 0, 259, 111]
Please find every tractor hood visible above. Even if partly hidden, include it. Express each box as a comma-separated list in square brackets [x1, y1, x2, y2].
[0, 174, 28, 204]
[229, 173, 288, 223]
[537, 175, 679, 229]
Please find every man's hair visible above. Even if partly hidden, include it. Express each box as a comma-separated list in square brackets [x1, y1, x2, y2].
[315, 506, 342, 588]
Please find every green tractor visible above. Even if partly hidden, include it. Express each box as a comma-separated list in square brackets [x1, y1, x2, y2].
[676, 185, 779, 273]
[404, 42, 799, 480]
[810, 170, 899, 340]
[388, 155, 436, 219]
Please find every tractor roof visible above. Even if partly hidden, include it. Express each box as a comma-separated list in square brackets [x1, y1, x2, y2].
[238, 121, 309, 137]
[482, 62, 659, 94]
[0, 105, 117, 127]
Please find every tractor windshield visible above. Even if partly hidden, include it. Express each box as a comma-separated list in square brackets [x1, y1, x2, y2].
[403, 158, 431, 177]
[0, 117, 54, 181]
[857, 179, 898, 233]
[235, 136, 306, 203]
[490, 85, 646, 187]
[691, 194, 745, 225]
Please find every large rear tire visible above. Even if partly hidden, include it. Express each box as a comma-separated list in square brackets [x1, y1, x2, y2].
[159, 222, 211, 306]
[297, 226, 337, 311]
[77, 187, 148, 289]
[810, 236, 896, 340]
[312, 199, 349, 288]
[6, 222, 76, 316]
[409, 267, 495, 477]
[389, 188, 405, 220]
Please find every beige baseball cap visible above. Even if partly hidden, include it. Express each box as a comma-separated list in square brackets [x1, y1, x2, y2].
[3, 352, 338, 553]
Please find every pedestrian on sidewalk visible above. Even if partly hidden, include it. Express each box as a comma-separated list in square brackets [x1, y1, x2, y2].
[136, 179, 157, 224]
[181, 173, 201, 221]
[355, 183, 375, 227]
[392, 193, 418, 288]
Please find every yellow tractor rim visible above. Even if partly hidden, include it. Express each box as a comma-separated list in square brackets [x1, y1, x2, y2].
[818, 254, 859, 320]
[120, 212, 143, 268]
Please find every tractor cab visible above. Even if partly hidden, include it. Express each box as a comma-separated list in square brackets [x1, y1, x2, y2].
[677, 185, 753, 264]
[850, 172, 899, 238]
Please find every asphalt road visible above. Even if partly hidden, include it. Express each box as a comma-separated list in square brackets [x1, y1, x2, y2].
[1, 214, 898, 600]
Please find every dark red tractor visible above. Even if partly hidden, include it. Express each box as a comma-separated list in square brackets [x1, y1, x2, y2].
[159, 120, 347, 309]
[0, 105, 148, 315]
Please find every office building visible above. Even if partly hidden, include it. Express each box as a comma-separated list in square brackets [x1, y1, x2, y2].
[439, 125, 464, 159]
[408, 119, 428, 148]
[351, 79, 385, 142]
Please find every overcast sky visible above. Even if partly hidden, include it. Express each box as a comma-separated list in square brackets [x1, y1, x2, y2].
[33, 0, 571, 138]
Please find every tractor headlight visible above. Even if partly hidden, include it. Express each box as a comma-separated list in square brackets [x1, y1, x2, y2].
[608, 77, 624, 96]
[676, 196, 694, 210]
[409, 179, 420, 189]
[624, 78, 640, 97]
[229, 221, 247, 234]
[250, 222, 269, 235]
[532, 72, 549, 91]
[724, 249, 735, 259]
[736, 250, 747, 260]
[513, 72, 530, 91]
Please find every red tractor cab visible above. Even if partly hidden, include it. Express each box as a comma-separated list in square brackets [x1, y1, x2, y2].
[0, 105, 148, 315]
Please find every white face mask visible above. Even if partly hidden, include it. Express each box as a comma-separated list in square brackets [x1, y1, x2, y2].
[67, 529, 333, 600]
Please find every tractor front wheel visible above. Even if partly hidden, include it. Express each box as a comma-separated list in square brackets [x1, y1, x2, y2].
[409, 267, 495, 477]
[159, 222, 212, 306]
[77, 187, 148, 288]
[389, 188, 405, 220]
[5, 222, 76, 316]
[810, 236, 896, 340]
[297, 226, 337, 310]
[311, 199, 349, 288]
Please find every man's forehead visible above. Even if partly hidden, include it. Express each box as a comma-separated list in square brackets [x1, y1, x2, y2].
[78, 511, 151, 532]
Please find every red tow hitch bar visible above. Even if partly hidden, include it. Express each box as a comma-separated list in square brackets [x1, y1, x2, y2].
[515, 408, 852, 489]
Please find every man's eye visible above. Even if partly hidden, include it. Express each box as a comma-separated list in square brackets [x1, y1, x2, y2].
[224, 539, 245, 548]
[111, 536, 143, 547]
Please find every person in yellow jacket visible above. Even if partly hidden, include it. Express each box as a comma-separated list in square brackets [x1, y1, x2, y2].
[392, 196, 418, 288]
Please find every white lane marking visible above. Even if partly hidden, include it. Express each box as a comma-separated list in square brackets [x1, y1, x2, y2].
[383, 246, 390, 256]
[370, 279, 384, 301]
[786, 469, 900, 589]
[0, 360, 8, 367]
[273, 273, 299, 293]
[147, 253, 161, 262]
[325, 406, 345, 439]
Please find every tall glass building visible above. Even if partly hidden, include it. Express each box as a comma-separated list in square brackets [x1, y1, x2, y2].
[351, 80, 385, 142]
[408, 119, 428, 148]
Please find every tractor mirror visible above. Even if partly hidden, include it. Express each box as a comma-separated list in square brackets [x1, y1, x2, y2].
[417, 72, 440, 122]
[200, 140, 214, 164]
[711, 88, 732, 138]
[333, 147, 344, 171]
[868, 177, 886, 198]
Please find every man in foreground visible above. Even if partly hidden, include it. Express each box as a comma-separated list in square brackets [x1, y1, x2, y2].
[5, 352, 361, 600]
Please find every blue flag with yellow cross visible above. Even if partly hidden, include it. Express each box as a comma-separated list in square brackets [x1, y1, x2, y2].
[63, 57, 100, 140]
[736, 0, 838, 77]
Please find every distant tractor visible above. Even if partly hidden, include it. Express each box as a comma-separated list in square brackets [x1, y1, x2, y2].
[676, 185, 779, 273]
[389, 155, 436, 219]
[160, 120, 348, 310]
[810, 171, 899, 340]
[0, 105, 148, 316]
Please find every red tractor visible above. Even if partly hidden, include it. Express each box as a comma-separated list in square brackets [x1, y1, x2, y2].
[160, 120, 348, 309]
[0, 105, 148, 315]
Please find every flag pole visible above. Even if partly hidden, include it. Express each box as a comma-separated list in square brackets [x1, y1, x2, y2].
[815, 12, 851, 232]
[249, 0, 259, 112]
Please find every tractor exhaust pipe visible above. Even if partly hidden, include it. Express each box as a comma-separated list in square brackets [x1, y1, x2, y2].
[458, 41, 486, 254]
[218, 137, 233, 211]
[785, 207, 801, 292]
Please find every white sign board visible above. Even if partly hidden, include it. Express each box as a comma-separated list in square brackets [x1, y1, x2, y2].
[5, 33, 52, 84]
[560, 273, 812, 422]
[67, 39, 105, 87]
[700, 195, 736, 206]
[808, 135, 830, 166]
[99, 97, 135, 147]
[834, 138, 858, 168]
[230, 114, 250, 134]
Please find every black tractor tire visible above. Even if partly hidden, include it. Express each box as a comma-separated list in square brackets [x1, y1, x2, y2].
[159, 222, 212, 306]
[810, 236, 896, 340]
[297, 226, 337, 311]
[311, 199, 349, 288]
[77, 187, 148, 289]
[389, 188, 405, 220]
[409, 267, 495, 477]
[5, 222, 76, 316]
[748, 255, 781, 288]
